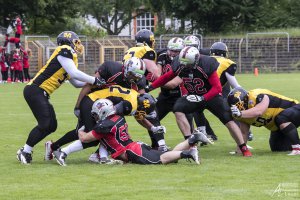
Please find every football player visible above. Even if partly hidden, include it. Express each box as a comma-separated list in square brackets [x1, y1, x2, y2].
[123, 29, 159, 82]
[154, 37, 194, 133]
[145, 46, 252, 157]
[17, 31, 106, 164]
[50, 89, 161, 166]
[55, 98, 208, 166]
[228, 87, 300, 155]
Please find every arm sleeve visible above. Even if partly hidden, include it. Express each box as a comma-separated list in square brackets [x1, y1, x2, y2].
[225, 72, 240, 88]
[151, 69, 176, 89]
[57, 55, 95, 84]
[203, 71, 222, 101]
[114, 100, 133, 116]
[69, 78, 87, 88]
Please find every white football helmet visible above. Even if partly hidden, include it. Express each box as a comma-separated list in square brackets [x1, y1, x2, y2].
[179, 46, 200, 69]
[91, 99, 116, 122]
[183, 35, 200, 49]
[124, 57, 146, 82]
[167, 37, 184, 60]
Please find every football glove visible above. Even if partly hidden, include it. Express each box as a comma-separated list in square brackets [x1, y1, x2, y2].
[150, 125, 166, 135]
[231, 105, 242, 117]
[186, 95, 204, 103]
[144, 85, 153, 93]
[93, 77, 106, 87]
[78, 125, 85, 132]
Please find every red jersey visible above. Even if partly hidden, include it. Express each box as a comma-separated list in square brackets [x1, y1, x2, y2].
[23, 51, 29, 69]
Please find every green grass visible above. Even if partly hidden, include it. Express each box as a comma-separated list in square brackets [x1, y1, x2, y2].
[0, 74, 299, 200]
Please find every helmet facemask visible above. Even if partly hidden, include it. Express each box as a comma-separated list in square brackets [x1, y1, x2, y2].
[227, 88, 249, 110]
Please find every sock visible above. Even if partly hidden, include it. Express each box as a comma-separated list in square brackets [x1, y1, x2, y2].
[238, 143, 247, 151]
[291, 144, 300, 150]
[184, 135, 191, 140]
[158, 139, 166, 146]
[61, 140, 83, 155]
[23, 144, 32, 153]
[99, 145, 108, 158]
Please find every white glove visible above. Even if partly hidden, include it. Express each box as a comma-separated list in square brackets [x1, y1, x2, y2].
[186, 95, 204, 102]
[231, 105, 242, 117]
[150, 126, 166, 134]
[78, 125, 85, 132]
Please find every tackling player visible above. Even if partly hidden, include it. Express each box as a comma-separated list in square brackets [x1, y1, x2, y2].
[17, 31, 106, 164]
[228, 87, 300, 155]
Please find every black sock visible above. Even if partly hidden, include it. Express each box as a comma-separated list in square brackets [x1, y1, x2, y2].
[52, 129, 78, 151]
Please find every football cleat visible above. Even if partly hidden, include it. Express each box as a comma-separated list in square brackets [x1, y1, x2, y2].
[44, 141, 53, 161]
[189, 129, 214, 145]
[99, 157, 123, 165]
[52, 149, 67, 166]
[287, 150, 300, 156]
[17, 148, 32, 164]
[189, 147, 200, 164]
[240, 145, 252, 157]
[157, 145, 170, 152]
[88, 153, 100, 163]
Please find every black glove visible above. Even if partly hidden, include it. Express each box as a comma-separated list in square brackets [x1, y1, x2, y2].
[145, 85, 153, 93]
[93, 77, 106, 87]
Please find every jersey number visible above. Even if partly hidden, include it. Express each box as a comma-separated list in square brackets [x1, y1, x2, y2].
[182, 77, 207, 95]
[58, 72, 68, 84]
[109, 86, 130, 94]
[118, 124, 129, 141]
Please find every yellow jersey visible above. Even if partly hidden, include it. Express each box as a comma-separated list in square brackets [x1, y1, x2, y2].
[214, 56, 237, 87]
[28, 45, 78, 95]
[123, 45, 156, 63]
[238, 89, 298, 131]
[88, 85, 138, 114]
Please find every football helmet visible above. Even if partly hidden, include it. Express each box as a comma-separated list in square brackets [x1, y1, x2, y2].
[91, 99, 116, 122]
[57, 31, 84, 54]
[135, 29, 155, 49]
[135, 93, 156, 120]
[124, 57, 146, 82]
[183, 35, 200, 49]
[210, 42, 228, 58]
[179, 46, 200, 69]
[227, 87, 249, 110]
[167, 37, 184, 60]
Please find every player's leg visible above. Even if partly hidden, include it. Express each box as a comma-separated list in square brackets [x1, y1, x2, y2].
[206, 95, 251, 156]
[18, 85, 57, 164]
[275, 104, 300, 155]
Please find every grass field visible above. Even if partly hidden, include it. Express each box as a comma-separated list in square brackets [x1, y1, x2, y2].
[0, 73, 299, 200]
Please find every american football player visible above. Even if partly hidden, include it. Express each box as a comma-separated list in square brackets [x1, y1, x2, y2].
[17, 31, 106, 164]
[228, 87, 300, 155]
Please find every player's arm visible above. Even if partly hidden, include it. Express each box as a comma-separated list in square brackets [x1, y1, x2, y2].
[135, 117, 154, 130]
[147, 70, 176, 92]
[162, 76, 183, 89]
[239, 95, 269, 118]
[225, 72, 240, 88]
[69, 78, 86, 88]
[78, 130, 97, 143]
[75, 84, 93, 108]
[144, 59, 160, 81]
[202, 71, 222, 101]
[57, 55, 105, 87]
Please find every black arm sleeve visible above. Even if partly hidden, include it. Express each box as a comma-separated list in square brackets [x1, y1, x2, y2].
[93, 120, 114, 134]
[115, 100, 133, 116]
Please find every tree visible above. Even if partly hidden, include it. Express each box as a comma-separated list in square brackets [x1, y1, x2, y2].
[80, 0, 148, 35]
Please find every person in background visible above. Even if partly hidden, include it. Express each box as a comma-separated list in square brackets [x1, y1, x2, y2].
[0, 46, 8, 83]
[21, 47, 31, 82]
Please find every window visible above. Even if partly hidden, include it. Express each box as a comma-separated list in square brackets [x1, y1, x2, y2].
[136, 12, 155, 33]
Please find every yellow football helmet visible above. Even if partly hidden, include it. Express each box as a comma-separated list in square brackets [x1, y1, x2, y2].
[57, 31, 84, 54]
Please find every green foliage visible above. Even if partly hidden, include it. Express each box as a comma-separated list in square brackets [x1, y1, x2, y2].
[0, 74, 300, 199]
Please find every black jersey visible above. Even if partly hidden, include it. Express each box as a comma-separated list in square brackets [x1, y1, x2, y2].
[171, 55, 219, 95]
[157, 50, 183, 97]
[96, 61, 146, 91]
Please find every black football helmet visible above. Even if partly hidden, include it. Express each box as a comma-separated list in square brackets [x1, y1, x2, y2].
[135, 93, 156, 120]
[57, 31, 84, 54]
[210, 42, 228, 58]
[227, 87, 249, 110]
[135, 29, 155, 49]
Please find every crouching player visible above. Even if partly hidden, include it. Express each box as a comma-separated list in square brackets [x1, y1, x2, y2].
[78, 99, 206, 165]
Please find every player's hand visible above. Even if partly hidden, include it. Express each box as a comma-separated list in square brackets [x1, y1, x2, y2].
[145, 85, 153, 93]
[186, 95, 204, 102]
[231, 105, 242, 117]
[150, 125, 166, 134]
[74, 108, 80, 119]
[93, 77, 106, 87]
